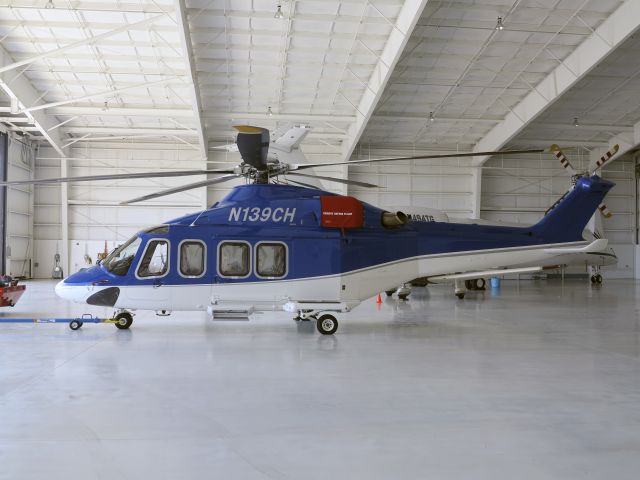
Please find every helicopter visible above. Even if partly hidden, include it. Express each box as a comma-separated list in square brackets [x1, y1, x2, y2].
[1, 127, 614, 334]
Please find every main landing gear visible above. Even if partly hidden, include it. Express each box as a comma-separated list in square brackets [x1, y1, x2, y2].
[294, 310, 339, 335]
[590, 266, 603, 285]
[114, 310, 133, 329]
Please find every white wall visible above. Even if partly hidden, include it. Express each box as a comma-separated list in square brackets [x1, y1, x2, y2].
[347, 147, 476, 217]
[33, 142, 206, 278]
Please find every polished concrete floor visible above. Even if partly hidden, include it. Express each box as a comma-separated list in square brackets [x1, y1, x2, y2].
[1, 279, 640, 479]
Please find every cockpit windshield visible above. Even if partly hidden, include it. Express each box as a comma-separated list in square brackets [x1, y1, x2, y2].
[102, 236, 142, 276]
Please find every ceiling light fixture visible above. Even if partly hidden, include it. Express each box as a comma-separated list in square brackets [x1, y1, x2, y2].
[573, 117, 579, 127]
[274, 5, 284, 19]
[45, 0, 55, 8]
[429, 112, 434, 122]
[495, 16, 504, 31]
[267, 106, 273, 117]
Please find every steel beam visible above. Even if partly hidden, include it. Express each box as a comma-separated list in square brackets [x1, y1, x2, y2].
[0, 15, 165, 74]
[473, 0, 640, 166]
[174, 0, 207, 159]
[341, 0, 429, 163]
[0, 45, 65, 156]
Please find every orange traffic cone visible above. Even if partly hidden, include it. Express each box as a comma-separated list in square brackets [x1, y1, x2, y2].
[376, 293, 382, 304]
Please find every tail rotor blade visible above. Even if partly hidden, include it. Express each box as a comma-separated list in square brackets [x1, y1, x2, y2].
[120, 174, 242, 205]
[550, 144, 576, 176]
[598, 203, 613, 218]
[591, 144, 620, 174]
[287, 172, 379, 188]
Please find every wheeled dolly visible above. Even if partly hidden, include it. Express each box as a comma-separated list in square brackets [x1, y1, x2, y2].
[0, 310, 134, 330]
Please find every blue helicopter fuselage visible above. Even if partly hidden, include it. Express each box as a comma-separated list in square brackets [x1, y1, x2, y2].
[55, 176, 614, 314]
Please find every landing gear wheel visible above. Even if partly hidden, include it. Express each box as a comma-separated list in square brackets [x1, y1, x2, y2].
[385, 290, 395, 297]
[398, 294, 409, 301]
[69, 320, 83, 330]
[115, 312, 133, 330]
[590, 275, 596, 284]
[464, 280, 473, 290]
[456, 292, 465, 299]
[595, 274, 603, 284]
[473, 278, 486, 290]
[317, 314, 338, 335]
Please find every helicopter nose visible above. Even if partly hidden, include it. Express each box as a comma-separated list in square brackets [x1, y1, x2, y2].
[55, 280, 88, 303]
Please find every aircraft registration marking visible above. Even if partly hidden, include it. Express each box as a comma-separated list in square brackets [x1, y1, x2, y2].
[228, 207, 296, 223]
[407, 214, 436, 222]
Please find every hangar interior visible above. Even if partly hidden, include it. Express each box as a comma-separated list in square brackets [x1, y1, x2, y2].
[0, 0, 637, 279]
[1, 1, 640, 479]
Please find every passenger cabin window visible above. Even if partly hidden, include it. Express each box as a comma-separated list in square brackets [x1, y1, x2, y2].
[219, 242, 250, 277]
[180, 241, 205, 277]
[137, 240, 169, 277]
[256, 242, 287, 278]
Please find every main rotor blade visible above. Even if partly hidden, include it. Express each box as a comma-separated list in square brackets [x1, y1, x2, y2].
[285, 179, 321, 189]
[0, 169, 235, 186]
[292, 148, 544, 171]
[120, 174, 242, 205]
[287, 172, 379, 188]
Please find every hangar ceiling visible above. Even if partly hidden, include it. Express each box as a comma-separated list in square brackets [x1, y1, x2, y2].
[0, 0, 638, 162]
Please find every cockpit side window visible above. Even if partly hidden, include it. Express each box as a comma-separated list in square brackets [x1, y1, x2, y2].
[137, 240, 169, 278]
[103, 236, 142, 276]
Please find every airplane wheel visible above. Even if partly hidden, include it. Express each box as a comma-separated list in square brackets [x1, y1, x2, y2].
[398, 294, 409, 301]
[317, 314, 338, 335]
[474, 278, 486, 290]
[69, 320, 83, 330]
[385, 290, 395, 297]
[596, 274, 603, 284]
[115, 312, 133, 330]
[456, 292, 465, 299]
[464, 280, 473, 290]
[590, 275, 596, 284]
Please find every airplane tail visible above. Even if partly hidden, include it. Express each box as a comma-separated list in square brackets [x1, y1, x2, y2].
[531, 175, 614, 242]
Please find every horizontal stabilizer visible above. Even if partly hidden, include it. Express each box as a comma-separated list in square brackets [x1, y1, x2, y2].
[429, 266, 544, 282]
[543, 238, 608, 254]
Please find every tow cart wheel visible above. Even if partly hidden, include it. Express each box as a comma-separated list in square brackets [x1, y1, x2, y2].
[317, 314, 338, 335]
[115, 312, 133, 330]
[69, 320, 83, 330]
[456, 292, 465, 299]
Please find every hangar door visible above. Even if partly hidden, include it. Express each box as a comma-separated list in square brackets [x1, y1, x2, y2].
[5, 137, 35, 278]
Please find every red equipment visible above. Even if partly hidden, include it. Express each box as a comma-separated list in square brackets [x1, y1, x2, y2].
[0, 284, 26, 307]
